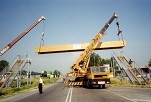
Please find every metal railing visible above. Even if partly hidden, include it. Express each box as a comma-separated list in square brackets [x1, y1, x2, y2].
[0, 54, 30, 90]
[112, 52, 135, 84]
[120, 51, 147, 83]
[112, 51, 147, 84]
[0, 55, 21, 81]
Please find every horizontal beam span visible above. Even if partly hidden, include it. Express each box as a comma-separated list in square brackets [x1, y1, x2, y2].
[35, 40, 126, 54]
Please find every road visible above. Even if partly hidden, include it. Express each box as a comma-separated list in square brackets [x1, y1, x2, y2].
[1, 81, 151, 102]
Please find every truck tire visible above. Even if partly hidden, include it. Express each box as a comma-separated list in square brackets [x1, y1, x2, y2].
[86, 80, 91, 88]
[83, 80, 86, 88]
[102, 84, 105, 89]
[83, 77, 88, 88]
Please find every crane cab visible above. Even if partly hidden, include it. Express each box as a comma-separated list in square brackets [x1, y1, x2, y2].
[83, 65, 111, 88]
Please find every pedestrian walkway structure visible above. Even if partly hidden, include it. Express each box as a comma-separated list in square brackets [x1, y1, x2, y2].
[0, 55, 31, 90]
[112, 51, 148, 84]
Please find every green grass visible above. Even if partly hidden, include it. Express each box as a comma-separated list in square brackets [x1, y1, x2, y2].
[110, 77, 151, 88]
[110, 77, 134, 86]
[0, 77, 60, 98]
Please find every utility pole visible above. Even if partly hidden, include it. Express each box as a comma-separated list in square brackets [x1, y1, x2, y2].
[29, 59, 31, 85]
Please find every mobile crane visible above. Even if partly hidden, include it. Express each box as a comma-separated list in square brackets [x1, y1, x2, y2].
[65, 13, 121, 88]
[0, 16, 45, 57]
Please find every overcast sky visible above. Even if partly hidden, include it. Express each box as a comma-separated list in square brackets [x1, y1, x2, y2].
[0, 0, 151, 74]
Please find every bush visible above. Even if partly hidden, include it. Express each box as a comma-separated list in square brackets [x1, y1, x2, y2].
[13, 88, 21, 92]
[0, 90, 7, 96]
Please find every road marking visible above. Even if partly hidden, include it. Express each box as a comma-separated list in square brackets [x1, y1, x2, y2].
[69, 86, 73, 102]
[106, 90, 135, 102]
[106, 89, 151, 102]
[65, 87, 71, 102]
[133, 99, 151, 102]
[65, 86, 73, 102]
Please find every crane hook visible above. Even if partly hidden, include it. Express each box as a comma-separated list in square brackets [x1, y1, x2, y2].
[116, 21, 122, 35]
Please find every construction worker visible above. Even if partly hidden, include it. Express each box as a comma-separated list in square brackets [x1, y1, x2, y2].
[129, 59, 133, 65]
[38, 77, 44, 94]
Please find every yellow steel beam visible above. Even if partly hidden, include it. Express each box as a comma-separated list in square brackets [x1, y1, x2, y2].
[35, 40, 126, 54]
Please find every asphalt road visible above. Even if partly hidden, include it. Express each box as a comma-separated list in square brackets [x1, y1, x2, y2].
[1, 81, 151, 102]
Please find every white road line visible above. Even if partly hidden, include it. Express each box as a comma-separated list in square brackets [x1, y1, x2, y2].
[133, 99, 151, 102]
[69, 86, 73, 102]
[107, 89, 151, 102]
[106, 90, 135, 102]
[65, 86, 73, 102]
[65, 87, 71, 102]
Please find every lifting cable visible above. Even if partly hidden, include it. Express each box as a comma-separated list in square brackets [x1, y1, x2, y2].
[38, 20, 46, 54]
[116, 20, 125, 46]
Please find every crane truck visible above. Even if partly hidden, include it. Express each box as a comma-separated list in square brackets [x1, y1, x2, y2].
[65, 13, 120, 88]
[0, 16, 45, 57]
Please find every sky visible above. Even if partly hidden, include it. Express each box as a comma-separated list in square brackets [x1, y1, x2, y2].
[0, 0, 151, 74]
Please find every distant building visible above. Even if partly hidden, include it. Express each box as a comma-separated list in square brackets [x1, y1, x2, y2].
[31, 72, 41, 78]
[140, 66, 151, 78]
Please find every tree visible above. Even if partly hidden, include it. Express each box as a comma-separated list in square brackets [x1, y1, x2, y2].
[21, 70, 27, 75]
[0, 60, 9, 72]
[53, 70, 61, 78]
[89, 52, 111, 66]
[53, 70, 57, 78]
[101, 58, 111, 64]
[57, 71, 61, 77]
[89, 52, 101, 66]
[148, 58, 151, 66]
[41, 71, 47, 77]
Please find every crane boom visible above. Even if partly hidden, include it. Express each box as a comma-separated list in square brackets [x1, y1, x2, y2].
[71, 13, 118, 74]
[0, 16, 45, 57]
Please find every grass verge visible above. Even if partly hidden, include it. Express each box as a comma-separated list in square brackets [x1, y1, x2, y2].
[110, 77, 151, 88]
[0, 77, 60, 99]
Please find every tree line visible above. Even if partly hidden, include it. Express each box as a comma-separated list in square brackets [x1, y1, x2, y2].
[1, 55, 151, 74]
[89, 52, 111, 66]
[40, 70, 61, 78]
[89, 52, 151, 67]
[0, 60, 61, 78]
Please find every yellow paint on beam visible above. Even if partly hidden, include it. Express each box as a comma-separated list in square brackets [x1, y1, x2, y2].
[35, 40, 126, 54]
